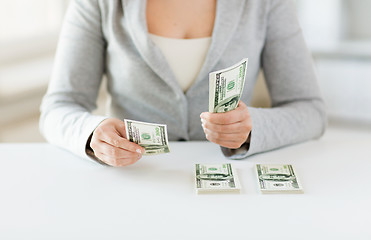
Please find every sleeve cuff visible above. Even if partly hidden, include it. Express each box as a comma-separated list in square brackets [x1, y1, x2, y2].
[74, 114, 109, 162]
[220, 132, 251, 160]
[85, 132, 109, 165]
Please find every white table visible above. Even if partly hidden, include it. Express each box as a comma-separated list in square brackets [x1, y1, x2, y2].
[1, 125, 371, 240]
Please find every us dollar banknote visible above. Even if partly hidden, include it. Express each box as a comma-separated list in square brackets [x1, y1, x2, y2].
[256, 164, 303, 194]
[195, 163, 240, 193]
[124, 119, 170, 155]
[209, 58, 248, 113]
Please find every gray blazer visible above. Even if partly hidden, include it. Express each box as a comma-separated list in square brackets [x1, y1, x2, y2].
[40, 0, 326, 161]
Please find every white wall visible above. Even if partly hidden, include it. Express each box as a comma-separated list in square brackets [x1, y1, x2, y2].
[343, 0, 371, 40]
[297, 0, 371, 123]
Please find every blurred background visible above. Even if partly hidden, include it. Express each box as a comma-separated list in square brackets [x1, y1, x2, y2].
[0, 0, 370, 143]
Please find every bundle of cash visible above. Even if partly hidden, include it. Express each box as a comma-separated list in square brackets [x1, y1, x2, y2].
[124, 119, 170, 155]
[195, 163, 241, 193]
[256, 164, 304, 194]
[209, 58, 248, 113]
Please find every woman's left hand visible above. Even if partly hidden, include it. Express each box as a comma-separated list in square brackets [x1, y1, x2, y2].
[200, 101, 252, 149]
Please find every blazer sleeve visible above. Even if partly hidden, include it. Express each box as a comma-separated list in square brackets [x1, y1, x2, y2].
[224, 0, 327, 159]
[39, 0, 108, 161]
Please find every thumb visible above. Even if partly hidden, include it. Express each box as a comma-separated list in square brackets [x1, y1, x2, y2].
[238, 100, 247, 109]
[111, 118, 127, 139]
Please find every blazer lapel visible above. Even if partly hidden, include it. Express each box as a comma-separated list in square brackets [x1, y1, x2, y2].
[122, 0, 245, 95]
[122, 0, 184, 97]
[188, 0, 246, 93]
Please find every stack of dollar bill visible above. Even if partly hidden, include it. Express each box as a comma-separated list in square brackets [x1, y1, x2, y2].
[256, 164, 304, 194]
[209, 58, 248, 113]
[195, 163, 241, 193]
[124, 119, 170, 155]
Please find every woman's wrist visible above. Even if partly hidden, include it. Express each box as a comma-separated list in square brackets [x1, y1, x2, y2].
[220, 131, 251, 158]
[85, 132, 108, 165]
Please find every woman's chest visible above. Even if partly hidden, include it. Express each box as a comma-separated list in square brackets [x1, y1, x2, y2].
[146, 0, 216, 39]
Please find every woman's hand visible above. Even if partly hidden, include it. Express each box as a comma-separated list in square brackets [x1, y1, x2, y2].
[200, 101, 252, 149]
[90, 118, 145, 167]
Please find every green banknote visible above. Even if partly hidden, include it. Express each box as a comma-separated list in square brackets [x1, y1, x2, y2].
[256, 164, 304, 194]
[209, 58, 248, 113]
[195, 163, 240, 193]
[124, 119, 170, 155]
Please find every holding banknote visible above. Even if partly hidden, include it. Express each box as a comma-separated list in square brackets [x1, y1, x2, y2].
[124, 119, 170, 155]
[201, 58, 252, 150]
[88, 118, 145, 167]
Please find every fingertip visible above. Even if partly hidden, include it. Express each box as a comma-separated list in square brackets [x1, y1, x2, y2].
[136, 148, 145, 155]
[123, 138, 142, 154]
[239, 101, 247, 107]
[135, 146, 145, 154]
[200, 112, 210, 120]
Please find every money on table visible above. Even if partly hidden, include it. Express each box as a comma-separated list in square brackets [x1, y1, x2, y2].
[124, 119, 170, 155]
[256, 164, 304, 194]
[209, 58, 248, 113]
[195, 163, 241, 194]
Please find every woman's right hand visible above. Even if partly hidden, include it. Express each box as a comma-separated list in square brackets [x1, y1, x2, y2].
[90, 118, 145, 167]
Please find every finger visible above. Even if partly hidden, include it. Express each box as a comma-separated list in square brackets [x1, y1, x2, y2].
[200, 112, 236, 125]
[111, 119, 127, 138]
[95, 130, 144, 154]
[200, 104, 248, 125]
[237, 101, 248, 108]
[92, 140, 141, 159]
[114, 154, 142, 167]
[202, 120, 251, 134]
[94, 150, 142, 167]
[204, 134, 246, 149]
[204, 133, 246, 149]
[203, 128, 248, 143]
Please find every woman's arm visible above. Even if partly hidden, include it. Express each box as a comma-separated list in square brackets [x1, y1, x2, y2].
[40, 0, 108, 160]
[247, 0, 327, 156]
[201, 0, 327, 159]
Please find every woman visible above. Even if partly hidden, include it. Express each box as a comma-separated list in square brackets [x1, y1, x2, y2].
[40, 0, 326, 166]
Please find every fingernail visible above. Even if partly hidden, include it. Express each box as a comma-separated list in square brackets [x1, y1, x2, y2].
[136, 149, 142, 154]
[201, 118, 205, 124]
[201, 123, 205, 129]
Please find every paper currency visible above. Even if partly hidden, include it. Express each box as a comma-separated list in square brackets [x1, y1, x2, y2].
[209, 58, 248, 113]
[195, 163, 241, 193]
[124, 119, 170, 155]
[256, 164, 304, 194]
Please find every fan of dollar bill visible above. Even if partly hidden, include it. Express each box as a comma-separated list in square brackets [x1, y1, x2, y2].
[124, 119, 170, 155]
[209, 58, 248, 113]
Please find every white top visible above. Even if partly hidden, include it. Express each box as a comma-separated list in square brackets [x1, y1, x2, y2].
[148, 33, 212, 92]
